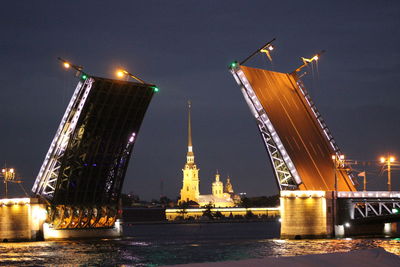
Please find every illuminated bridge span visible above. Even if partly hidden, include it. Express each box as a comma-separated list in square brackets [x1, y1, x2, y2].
[230, 55, 400, 238]
[230, 64, 356, 192]
[32, 75, 155, 229]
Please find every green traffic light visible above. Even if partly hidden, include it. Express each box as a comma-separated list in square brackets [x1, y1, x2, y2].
[230, 61, 237, 68]
[393, 208, 399, 214]
[153, 86, 159, 93]
[81, 74, 88, 80]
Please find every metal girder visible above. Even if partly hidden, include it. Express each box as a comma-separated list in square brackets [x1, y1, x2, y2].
[352, 200, 400, 219]
[230, 66, 301, 190]
[32, 78, 93, 199]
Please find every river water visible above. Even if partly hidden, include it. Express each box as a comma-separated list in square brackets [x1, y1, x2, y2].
[0, 222, 399, 266]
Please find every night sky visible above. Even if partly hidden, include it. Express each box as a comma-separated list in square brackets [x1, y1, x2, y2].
[1, 1, 399, 200]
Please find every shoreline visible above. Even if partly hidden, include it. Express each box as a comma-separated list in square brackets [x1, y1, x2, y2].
[123, 218, 279, 225]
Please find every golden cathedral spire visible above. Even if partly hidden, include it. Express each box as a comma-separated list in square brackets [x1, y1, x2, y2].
[186, 101, 194, 164]
[179, 101, 200, 204]
[188, 100, 192, 148]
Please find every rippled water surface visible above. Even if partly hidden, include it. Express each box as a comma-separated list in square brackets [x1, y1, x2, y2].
[1, 222, 399, 266]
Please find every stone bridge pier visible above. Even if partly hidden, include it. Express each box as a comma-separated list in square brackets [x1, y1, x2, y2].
[280, 191, 399, 239]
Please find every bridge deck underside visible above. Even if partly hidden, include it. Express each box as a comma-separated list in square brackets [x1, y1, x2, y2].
[240, 66, 355, 191]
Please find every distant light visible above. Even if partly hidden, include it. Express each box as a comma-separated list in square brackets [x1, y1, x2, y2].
[116, 70, 125, 78]
[278, 218, 282, 222]
[268, 45, 274, 51]
[153, 86, 159, 93]
[345, 222, 350, 228]
[380, 157, 386, 163]
[339, 155, 345, 160]
[81, 74, 88, 80]
[128, 132, 136, 143]
[230, 61, 237, 68]
[63, 62, 71, 69]
[392, 208, 399, 214]
[9, 168, 14, 173]
[1, 169, 5, 173]
[313, 55, 319, 61]
[390, 157, 395, 162]
[332, 155, 336, 160]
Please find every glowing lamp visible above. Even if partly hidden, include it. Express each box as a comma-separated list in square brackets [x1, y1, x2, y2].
[81, 74, 88, 80]
[153, 86, 159, 93]
[392, 208, 399, 214]
[268, 45, 274, 51]
[230, 61, 237, 68]
[380, 157, 386, 163]
[116, 70, 125, 78]
[63, 62, 71, 69]
[390, 157, 395, 162]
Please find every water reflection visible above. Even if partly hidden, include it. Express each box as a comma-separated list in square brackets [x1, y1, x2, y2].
[0, 223, 399, 266]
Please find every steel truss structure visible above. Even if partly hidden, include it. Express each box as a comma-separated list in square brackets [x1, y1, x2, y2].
[32, 76, 155, 229]
[352, 200, 400, 219]
[230, 66, 301, 190]
[338, 191, 400, 221]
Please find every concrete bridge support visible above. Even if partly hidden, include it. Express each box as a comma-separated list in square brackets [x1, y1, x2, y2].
[280, 191, 334, 239]
[0, 198, 123, 242]
[0, 198, 46, 241]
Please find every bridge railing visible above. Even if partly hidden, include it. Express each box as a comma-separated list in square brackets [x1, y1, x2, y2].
[338, 191, 400, 199]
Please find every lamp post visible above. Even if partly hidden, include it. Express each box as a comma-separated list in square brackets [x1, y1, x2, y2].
[380, 156, 395, 191]
[331, 154, 345, 237]
[332, 154, 345, 193]
[115, 69, 146, 84]
[1, 168, 15, 198]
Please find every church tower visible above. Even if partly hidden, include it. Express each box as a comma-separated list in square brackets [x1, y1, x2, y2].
[212, 171, 224, 198]
[179, 101, 200, 204]
[224, 175, 234, 194]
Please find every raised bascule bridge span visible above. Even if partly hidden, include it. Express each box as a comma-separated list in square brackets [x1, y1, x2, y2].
[229, 41, 400, 238]
[29, 71, 156, 239]
[230, 64, 355, 192]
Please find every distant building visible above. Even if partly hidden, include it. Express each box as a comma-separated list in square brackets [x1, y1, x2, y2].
[178, 102, 239, 207]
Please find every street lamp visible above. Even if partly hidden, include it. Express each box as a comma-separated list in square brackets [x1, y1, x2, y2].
[260, 43, 275, 62]
[57, 57, 88, 80]
[332, 154, 345, 192]
[115, 68, 159, 93]
[331, 154, 345, 237]
[380, 156, 396, 191]
[294, 50, 326, 73]
[115, 68, 145, 84]
[1, 168, 16, 198]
